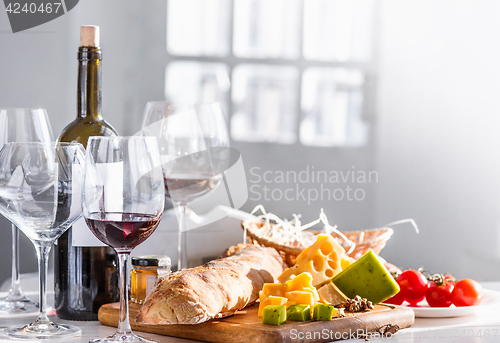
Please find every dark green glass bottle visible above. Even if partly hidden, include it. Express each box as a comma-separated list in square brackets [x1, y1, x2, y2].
[54, 26, 119, 321]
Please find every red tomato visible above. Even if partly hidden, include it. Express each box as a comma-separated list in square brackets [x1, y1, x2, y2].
[407, 295, 425, 306]
[451, 279, 483, 307]
[444, 274, 456, 285]
[397, 270, 428, 303]
[426, 280, 454, 307]
[385, 291, 405, 305]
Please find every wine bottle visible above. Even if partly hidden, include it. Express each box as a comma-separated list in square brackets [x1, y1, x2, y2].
[54, 26, 119, 321]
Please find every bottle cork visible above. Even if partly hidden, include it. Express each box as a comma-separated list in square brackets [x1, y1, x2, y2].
[80, 25, 100, 47]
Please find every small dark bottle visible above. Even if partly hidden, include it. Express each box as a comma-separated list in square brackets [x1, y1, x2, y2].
[54, 25, 119, 321]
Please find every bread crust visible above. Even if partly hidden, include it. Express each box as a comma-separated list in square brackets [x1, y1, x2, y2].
[136, 245, 283, 325]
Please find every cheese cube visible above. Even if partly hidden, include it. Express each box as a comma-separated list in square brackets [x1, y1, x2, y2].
[260, 273, 320, 314]
[258, 295, 288, 317]
[285, 272, 320, 301]
[312, 303, 336, 321]
[278, 234, 350, 287]
[261, 283, 288, 298]
[287, 304, 311, 321]
[262, 305, 286, 325]
[285, 291, 315, 308]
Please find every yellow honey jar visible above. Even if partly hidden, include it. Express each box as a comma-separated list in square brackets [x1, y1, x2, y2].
[130, 255, 171, 304]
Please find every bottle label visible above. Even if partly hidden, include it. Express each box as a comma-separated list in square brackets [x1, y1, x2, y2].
[72, 162, 124, 247]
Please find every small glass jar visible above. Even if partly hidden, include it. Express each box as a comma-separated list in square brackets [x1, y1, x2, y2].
[130, 255, 171, 305]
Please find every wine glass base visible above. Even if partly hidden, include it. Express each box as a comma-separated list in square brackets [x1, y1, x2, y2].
[90, 332, 157, 343]
[2, 322, 81, 340]
[0, 296, 38, 313]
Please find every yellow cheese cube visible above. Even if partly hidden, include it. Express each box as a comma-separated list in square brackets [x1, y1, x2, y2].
[285, 291, 315, 308]
[258, 295, 288, 317]
[260, 273, 320, 316]
[278, 234, 349, 288]
[260, 273, 319, 301]
[261, 283, 288, 298]
[285, 272, 319, 301]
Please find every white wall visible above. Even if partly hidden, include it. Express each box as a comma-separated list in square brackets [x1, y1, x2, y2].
[375, 0, 500, 280]
[0, 0, 166, 135]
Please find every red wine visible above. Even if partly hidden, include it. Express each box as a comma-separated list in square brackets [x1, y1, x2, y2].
[164, 173, 221, 203]
[55, 26, 119, 321]
[85, 213, 161, 252]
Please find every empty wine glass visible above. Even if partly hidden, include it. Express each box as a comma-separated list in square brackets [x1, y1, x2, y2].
[83, 136, 164, 343]
[0, 142, 84, 339]
[0, 108, 53, 313]
[141, 102, 229, 270]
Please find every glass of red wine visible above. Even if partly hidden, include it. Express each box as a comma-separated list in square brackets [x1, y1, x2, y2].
[141, 102, 229, 270]
[83, 136, 164, 343]
[0, 142, 85, 339]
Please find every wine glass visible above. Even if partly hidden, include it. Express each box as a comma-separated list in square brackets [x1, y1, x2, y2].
[83, 136, 164, 343]
[0, 142, 84, 339]
[0, 108, 53, 313]
[141, 102, 229, 270]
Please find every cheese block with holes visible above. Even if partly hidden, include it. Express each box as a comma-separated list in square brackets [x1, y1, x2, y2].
[277, 234, 353, 287]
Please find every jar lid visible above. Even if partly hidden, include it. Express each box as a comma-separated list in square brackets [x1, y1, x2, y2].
[131, 255, 171, 268]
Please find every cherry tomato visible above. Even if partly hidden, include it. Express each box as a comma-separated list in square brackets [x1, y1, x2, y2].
[451, 279, 483, 307]
[397, 270, 428, 303]
[426, 280, 454, 307]
[444, 274, 456, 285]
[385, 290, 405, 305]
[407, 295, 425, 306]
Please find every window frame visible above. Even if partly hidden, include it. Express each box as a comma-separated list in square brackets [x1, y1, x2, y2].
[165, 0, 378, 150]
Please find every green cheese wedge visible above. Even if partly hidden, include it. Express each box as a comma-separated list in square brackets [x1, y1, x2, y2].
[331, 250, 400, 304]
[262, 305, 287, 325]
[286, 304, 311, 321]
[312, 303, 335, 321]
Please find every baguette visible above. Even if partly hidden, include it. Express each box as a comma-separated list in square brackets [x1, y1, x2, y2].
[136, 245, 283, 325]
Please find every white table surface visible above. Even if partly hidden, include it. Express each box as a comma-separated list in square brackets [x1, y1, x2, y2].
[0, 282, 499, 343]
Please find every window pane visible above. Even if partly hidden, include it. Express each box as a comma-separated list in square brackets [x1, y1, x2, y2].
[233, 0, 301, 59]
[165, 61, 230, 115]
[232, 64, 298, 144]
[303, 0, 374, 61]
[300, 68, 367, 147]
[167, 0, 230, 56]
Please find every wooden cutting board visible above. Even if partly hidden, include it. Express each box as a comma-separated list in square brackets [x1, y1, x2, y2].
[98, 302, 414, 343]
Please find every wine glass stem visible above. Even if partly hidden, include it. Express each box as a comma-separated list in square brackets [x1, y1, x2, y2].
[34, 243, 51, 323]
[177, 204, 188, 270]
[116, 252, 133, 335]
[7, 224, 24, 300]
